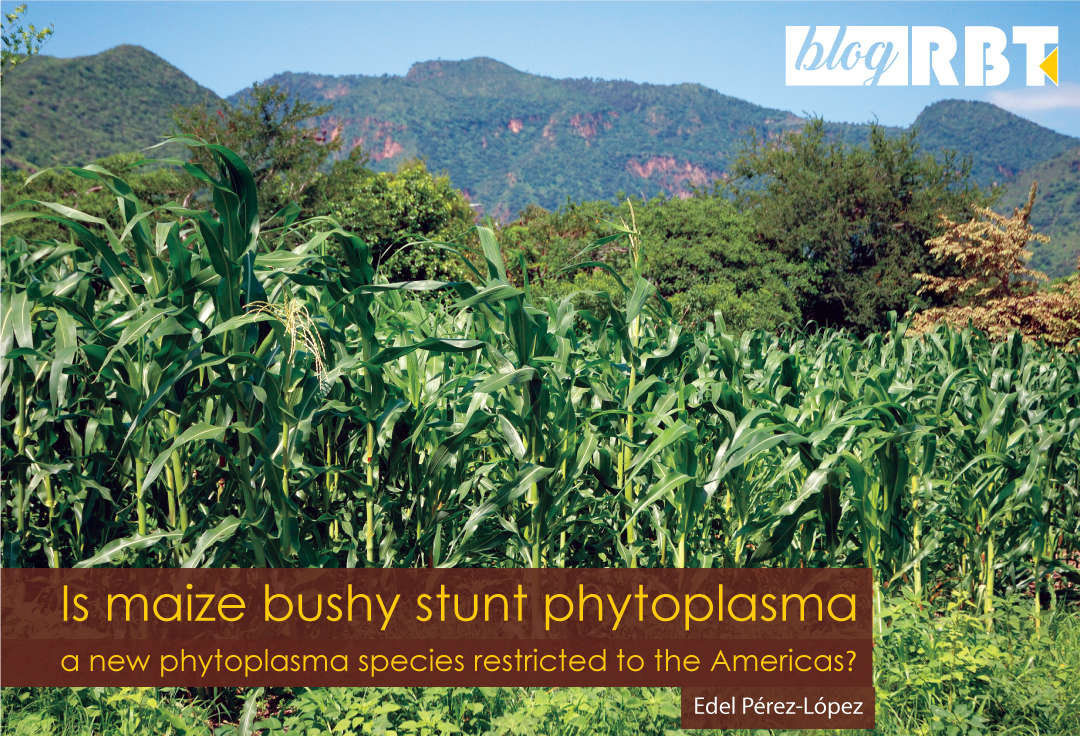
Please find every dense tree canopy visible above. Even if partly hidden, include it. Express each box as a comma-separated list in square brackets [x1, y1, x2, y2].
[496, 192, 809, 332]
[304, 150, 477, 282]
[730, 119, 998, 335]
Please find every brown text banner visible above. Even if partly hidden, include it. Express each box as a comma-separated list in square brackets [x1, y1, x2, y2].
[2, 568, 873, 691]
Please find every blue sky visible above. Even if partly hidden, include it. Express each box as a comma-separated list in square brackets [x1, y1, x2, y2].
[6, 1, 1079, 136]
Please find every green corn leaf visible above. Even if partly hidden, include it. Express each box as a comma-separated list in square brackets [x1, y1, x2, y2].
[182, 516, 243, 568]
[626, 375, 661, 408]
[478, 226, 508, 283]
[10, 289, 32, 349]
[475, 367, 536, 394]
[74, 531, 183, 568]
[454, 284, 523, 310]
[976, 391, 1018, 444]
[625, 422, 695, 485]
[622, 472, 693, 531]
[626, 276, 657, 325]
[750, 496, 817, 563]
[371, 338, 485, 365]
[497, 414, 527, 460]
[142, 423, 229, 490]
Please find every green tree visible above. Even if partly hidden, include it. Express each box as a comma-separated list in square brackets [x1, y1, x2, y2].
[308, 151, 477, 281]
[1, 4, 52, 85]
[170, 82, 342, 219]
[730, 119, 997, 335]
[498, 193, 808, 332]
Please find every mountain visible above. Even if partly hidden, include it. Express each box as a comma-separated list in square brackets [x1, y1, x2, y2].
[241, 58, 815, 220]
[3, 47, 1078, 251]
[0, 45, 220, 170]
[239, 59, 1078, 220]
[998, 147, 1080, 278]
[912, 100, 1078, 188]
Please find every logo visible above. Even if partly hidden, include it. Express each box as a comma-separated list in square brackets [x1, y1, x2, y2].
[786, 26, 1058, 86]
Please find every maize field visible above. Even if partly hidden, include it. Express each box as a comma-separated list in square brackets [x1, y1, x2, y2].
[2, 142, 1078, 638]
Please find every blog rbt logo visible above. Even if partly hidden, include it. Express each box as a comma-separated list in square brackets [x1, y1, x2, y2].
[786, 26, 1059, 86]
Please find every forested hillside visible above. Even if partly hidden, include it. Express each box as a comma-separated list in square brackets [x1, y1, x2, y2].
[0, 45, 220, 168]
[914, 100, 1077, 186]
[244, 58, 812, 219]
[237, 62, 1076, 223]
[5, 46, 1077, 224]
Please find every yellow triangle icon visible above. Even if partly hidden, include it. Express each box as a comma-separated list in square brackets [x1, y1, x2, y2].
[1040, 47, 1059, 85]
